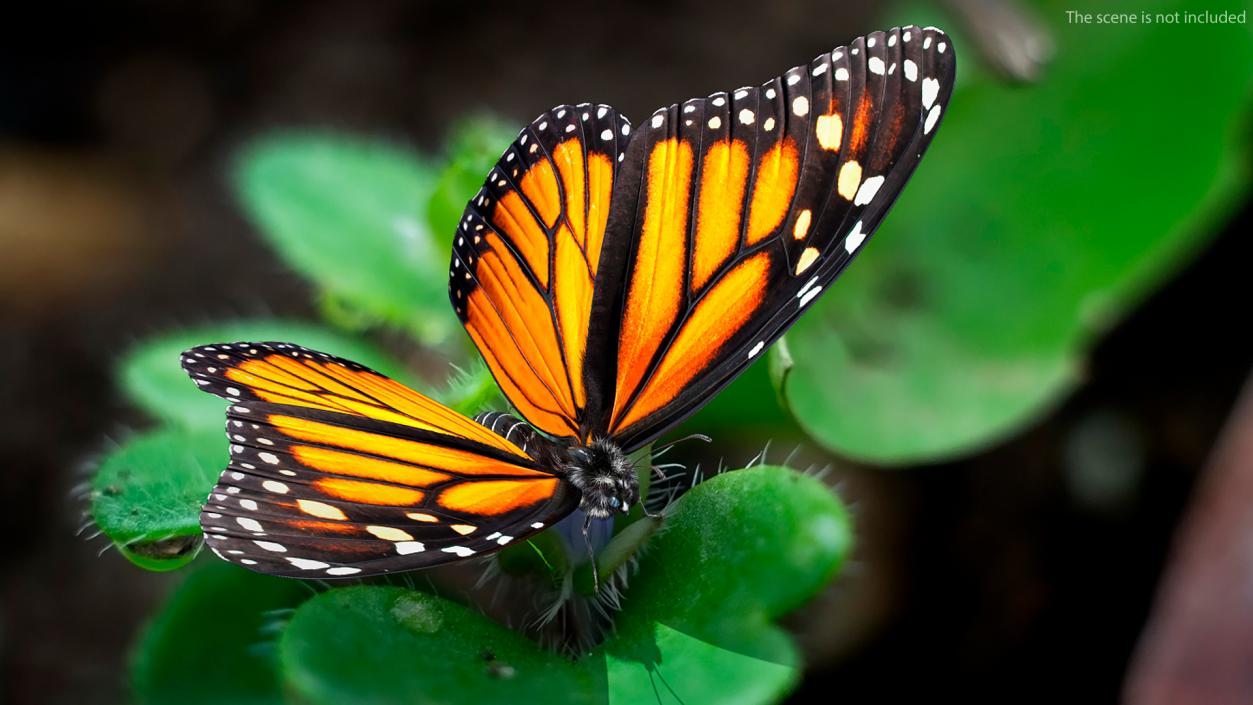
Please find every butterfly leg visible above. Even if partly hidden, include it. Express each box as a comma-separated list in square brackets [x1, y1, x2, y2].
[582, 513, 600, 592]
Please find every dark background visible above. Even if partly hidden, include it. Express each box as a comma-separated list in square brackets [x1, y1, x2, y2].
[2, 2, 1250, 703]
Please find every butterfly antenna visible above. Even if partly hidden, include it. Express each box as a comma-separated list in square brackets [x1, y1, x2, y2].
[582, 514, 600, 593]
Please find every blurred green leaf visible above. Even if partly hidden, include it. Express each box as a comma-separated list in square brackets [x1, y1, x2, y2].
[92, 428, 222, 571]
[427, 116, 519, 253]
[678, 358, 793, 438]
[436, 357, 509, 418]
[121, 320, 418, 430]
[234, 133, 458, 344]
[777, 0, 1253, 463]
[132, 561, 310, 705]
[279, 466, 849, 704]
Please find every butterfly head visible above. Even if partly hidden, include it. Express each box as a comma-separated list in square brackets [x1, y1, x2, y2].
[564, 438, 637, 519]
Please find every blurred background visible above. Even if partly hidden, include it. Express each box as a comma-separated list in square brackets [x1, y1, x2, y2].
[2, 1, 1251, 703]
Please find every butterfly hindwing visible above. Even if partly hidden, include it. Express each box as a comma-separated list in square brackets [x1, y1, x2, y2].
[184, 343, 577, 578]
[605, 25, 956, 449]
[449, 104, 634, 443]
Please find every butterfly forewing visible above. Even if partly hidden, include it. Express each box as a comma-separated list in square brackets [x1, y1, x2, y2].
[604, 25, 956, 450]
[184, 342, 577, 578]
[449, 104, 634, 443]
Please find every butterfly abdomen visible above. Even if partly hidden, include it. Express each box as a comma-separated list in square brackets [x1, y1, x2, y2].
[473, 410, 547, 457]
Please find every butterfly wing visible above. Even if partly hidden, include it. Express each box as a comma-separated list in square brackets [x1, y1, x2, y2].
[604, 25, 956, 450]
[183, 342, 576, 578]
[449, 104, 634, 443]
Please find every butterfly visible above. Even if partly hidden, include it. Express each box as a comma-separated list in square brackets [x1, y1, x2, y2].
[186, 25, 955, 578]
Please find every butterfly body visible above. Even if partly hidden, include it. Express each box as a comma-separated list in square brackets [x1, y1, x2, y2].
[475, 411, 636, 519]
[185, 25, 955, 579]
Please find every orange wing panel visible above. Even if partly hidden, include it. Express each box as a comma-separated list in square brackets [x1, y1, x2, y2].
[451, 104, 631, 441]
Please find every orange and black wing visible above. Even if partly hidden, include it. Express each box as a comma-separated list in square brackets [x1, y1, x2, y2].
[182, 342, 576, 578]
[602, 25, 956, 450]
[449, 103, 634, 443]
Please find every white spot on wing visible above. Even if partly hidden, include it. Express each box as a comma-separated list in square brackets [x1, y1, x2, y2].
[853, 175, 885, 206]
[922, 78, 940, 109]
[800, 285, 823, 308]
[925, 105, 942, 133]
[844, 220, 866, 253]
[237, 517, 263, 532]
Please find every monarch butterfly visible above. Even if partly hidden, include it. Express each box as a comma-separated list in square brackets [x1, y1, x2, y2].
[186, 25, 955, 579]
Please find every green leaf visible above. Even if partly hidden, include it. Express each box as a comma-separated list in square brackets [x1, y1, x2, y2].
[678, 358, 793, 438]
[120, 320, 417, 430]
[279, 466, 849, 705]
[92, 428, 223, 571]
[234, 133, 458, 344]
[776, 0, 1253, 463]
[427, 116, 519, 253]
[132, 561, 310, 705]
[283, 587, 604, 705]
[605, 465, 850, 703]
